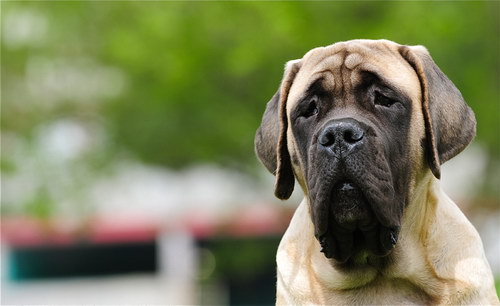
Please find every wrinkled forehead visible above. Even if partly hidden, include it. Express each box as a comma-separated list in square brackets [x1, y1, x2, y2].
[287, 40, 420, 109]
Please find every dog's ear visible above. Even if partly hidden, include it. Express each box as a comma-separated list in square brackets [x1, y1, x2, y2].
[255, 60, 301, 199]
[399, 45, 476, 179]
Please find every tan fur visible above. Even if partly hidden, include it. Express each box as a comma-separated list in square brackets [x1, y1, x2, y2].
[275, 40, 499, 305]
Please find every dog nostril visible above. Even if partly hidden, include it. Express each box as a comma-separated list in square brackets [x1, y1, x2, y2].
[344, 129, 364, 143]
[319, 132, 335, 147]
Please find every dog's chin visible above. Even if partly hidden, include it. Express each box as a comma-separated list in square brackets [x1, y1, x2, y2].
[316, 181, 399, 264]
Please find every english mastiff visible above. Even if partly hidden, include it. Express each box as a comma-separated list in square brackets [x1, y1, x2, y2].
[255, 39, 499, 305]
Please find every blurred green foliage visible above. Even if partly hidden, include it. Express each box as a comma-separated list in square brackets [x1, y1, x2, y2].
[2, 1, 499, 171]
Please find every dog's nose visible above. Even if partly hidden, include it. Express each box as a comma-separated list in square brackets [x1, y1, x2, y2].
[318, 119, 365, 153]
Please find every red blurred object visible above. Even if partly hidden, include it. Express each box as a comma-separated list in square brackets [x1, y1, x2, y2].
[1, 215, 159, 247]
[88, 216, 158, 244]
[1, 217, 71, 247]
[1, 203, 294, 246]
[224, 204, 290, 237]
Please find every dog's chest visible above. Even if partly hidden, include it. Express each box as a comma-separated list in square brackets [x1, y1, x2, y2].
[277, 266, 433, 305]
[326, 279, 433, 305]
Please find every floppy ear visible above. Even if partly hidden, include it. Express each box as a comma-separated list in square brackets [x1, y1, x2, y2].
[255, 60, 301, 199]
[399, 45, 476, 179]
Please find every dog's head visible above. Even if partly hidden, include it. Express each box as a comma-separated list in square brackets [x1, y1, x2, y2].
[255, 39, 475, 263]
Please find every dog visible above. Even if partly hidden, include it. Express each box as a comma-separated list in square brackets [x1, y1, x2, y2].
[255, 39, 499, 305]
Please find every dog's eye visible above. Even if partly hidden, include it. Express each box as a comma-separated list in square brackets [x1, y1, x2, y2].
[301, 97, 319, 118]
[374, 92, 396, 107]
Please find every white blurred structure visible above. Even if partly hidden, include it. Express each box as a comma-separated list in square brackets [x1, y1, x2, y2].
[1, 237, 197, 305]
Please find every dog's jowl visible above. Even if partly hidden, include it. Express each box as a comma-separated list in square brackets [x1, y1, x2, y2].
[255, 39, 499, 305]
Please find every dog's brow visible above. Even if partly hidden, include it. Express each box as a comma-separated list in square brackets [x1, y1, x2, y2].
[301, 76, 326, 97]
[361, 70, 409, 99]
[361, 70, 392, 86]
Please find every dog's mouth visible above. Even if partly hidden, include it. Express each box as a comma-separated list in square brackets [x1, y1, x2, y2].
[329, 181, 374, 230]
[316, 180, 399, 263]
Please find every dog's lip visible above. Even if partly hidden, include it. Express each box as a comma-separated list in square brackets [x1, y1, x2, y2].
[316, 178, 399, 262]
[329, 179, 375, 226]
[330, 178, 361, 194]
[329, 179, 359, 202]
[330, 180, 361, 203]
[332, 180, 357, 190]
[319, 225, 399, 262]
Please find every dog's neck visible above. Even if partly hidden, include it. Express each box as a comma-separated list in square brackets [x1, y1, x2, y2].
[277, 172, 473, 297]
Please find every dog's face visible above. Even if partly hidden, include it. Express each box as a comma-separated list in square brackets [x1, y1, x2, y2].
[287, 43, 419, 263]
[255, 40, 476, 264]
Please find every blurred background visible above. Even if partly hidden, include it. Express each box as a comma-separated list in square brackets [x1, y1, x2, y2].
[1, 1, 499, 304]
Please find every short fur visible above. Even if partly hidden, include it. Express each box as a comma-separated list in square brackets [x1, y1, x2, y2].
[255, 39, 499, 305]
